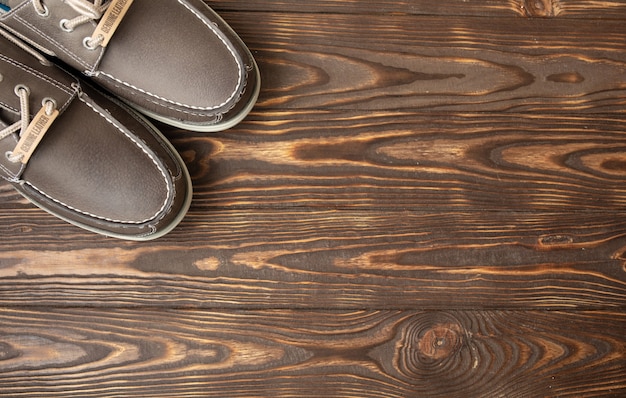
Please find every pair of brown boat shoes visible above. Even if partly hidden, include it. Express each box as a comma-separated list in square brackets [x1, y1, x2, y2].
[0, 0, 260, 240]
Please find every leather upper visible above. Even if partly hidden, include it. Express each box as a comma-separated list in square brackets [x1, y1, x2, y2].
[0, 0, 259, 129]
[0, 32, 191, 239]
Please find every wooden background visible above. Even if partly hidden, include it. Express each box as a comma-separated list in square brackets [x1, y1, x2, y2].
[1, 0, 625, 396]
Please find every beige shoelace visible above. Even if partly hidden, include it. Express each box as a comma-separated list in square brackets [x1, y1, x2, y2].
[0, 85, 58, 164]
[34, 0, 133, 49]
[0, 26, 50, 65]
[0, 28, 58, 164]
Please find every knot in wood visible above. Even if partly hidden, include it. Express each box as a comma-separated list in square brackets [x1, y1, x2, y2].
[418, 324, 463, 360]
[394, 314, 466, 381]
[521, 0, 561, 17]
[538, 234, 574, 248]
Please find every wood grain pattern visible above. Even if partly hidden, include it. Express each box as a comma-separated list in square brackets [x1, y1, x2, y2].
[0, 309, 624, 397]
[0, 209, 624, 309]
[214, 0, 626, 18]
[222, 12, 626, 113]
[4, 112, 626, 212]
[180, 112, 626, 211]
[0, 1, 624, 396]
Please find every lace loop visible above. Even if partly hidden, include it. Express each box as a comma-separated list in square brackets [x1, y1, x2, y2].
[34, 0, 133, 49]
[37, 0, 109, 34]
[34, 2, 49, 17]
[83, 35, 99, 50]
[0, 28, 59, 165]
[13, 85, 30, 143]
[59, 19, 74, 32]
[42, 97, 58, 116]
[0, 85, 58, 164]
[65, 0, 107, 20]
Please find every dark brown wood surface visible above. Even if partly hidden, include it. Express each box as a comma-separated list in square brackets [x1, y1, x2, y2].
[0, 309, 624, 397]
[1, 0, 625, 396]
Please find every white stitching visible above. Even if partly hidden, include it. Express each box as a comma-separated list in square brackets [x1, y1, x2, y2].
[1, 0, 105, 70]
[0, 162, 24, 181]
[0, 54, 76, 111]
[4, 0, 243, 112]
[24, 94, 173, 225]
[0, 54, 71, 181]
[96, 0, 243, 112]
[12, 13, 102, 71]
[98, 70, 238, 112]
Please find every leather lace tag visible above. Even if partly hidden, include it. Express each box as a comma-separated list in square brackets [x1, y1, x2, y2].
[12, 106, 59, 165]
[92, 0, 134, 48]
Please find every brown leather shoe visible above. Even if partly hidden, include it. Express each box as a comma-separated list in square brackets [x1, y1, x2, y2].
[0, 0, 260, 132]
[0, 29, 192, 240]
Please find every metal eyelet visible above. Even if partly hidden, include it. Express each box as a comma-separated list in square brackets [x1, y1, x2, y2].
[42, 97, 57, 113]
[59, 19, 73, 32]
[82, 36, 97, 50]
[36, 4, 50, 17]
[5, 151, 17, 163]
[14, 84, 30, 96]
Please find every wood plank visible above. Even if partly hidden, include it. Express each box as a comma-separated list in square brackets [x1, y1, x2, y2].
[180, 112, 626, 212]
[221, 12, 626, 113]
[0, 308, 624, 397]
[2, 112, 626, 212]
[0, 1, 623, 397]
[0, 209, 624, 309]
[228, 13, 626, 113]
[213, 0, 626, 18]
